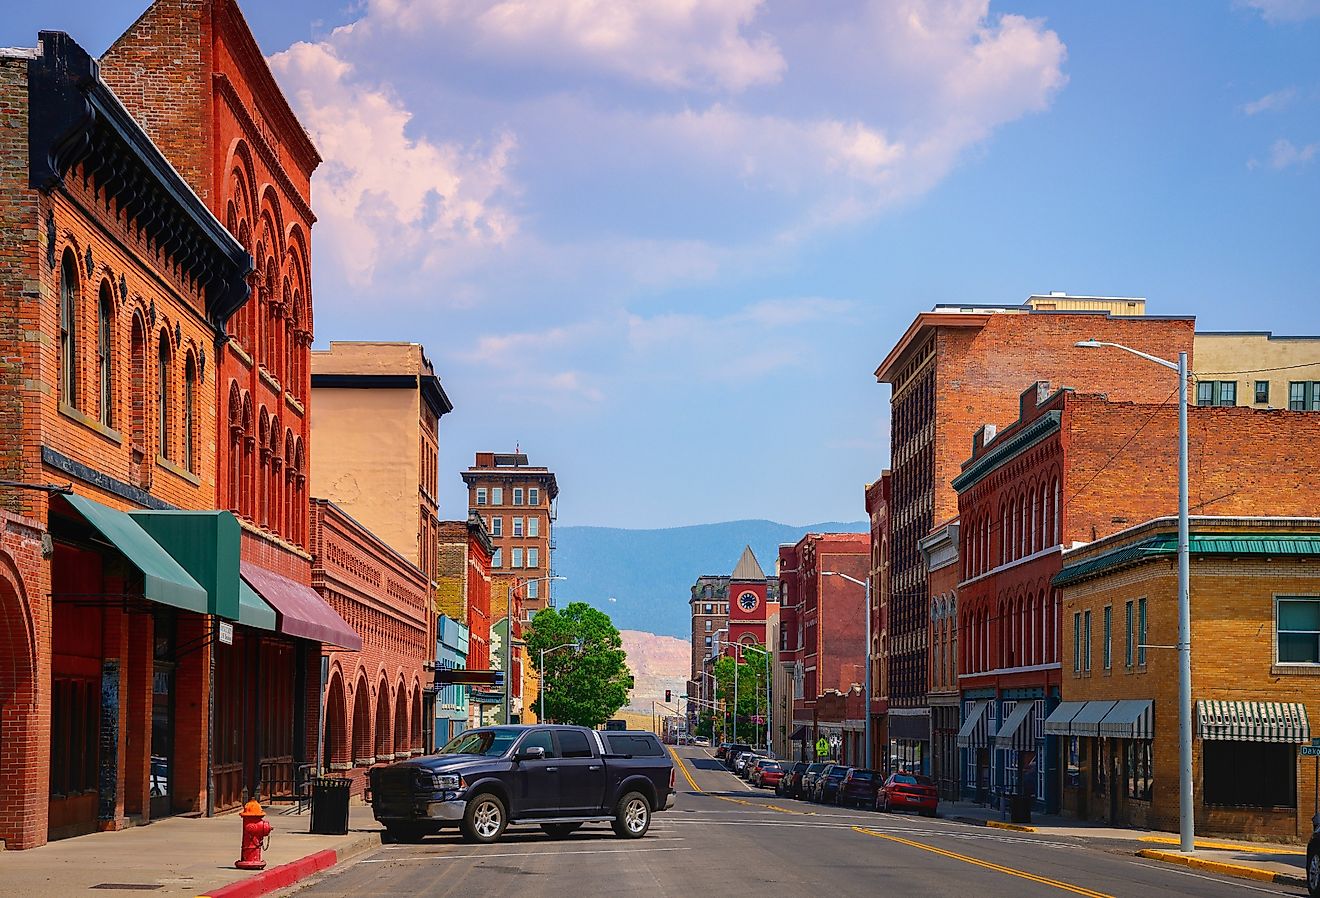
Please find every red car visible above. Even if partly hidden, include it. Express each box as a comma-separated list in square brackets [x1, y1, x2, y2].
[753, 760, 785, 789]
[877, 772, 938, 816]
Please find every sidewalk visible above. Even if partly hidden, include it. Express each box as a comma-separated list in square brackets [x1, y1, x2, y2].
[0, 801, 383, 898]
[941, 800, 1308, 888]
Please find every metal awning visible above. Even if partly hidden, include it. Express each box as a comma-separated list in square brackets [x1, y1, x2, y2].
[1043, 701, 1087, 736]
[1099, 700, 1154, 740]
[1197, 700, 1310, 743]
[131, 509, 242, 620]
[237, 578, 277, 632]
[1067, 700, 1118, 737]
[61, 494, 208, 614]
[434, 668, 504, 687]
[240, 561, 361, 650]
[789, 725, 808, 741]
[994, 700, 1037, 751]
[956, 700, 992, 749]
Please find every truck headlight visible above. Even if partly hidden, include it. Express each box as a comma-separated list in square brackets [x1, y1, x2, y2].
[433, 773, 462, 790]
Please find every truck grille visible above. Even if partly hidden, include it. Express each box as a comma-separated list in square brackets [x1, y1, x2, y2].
[371, 767, 428, 808]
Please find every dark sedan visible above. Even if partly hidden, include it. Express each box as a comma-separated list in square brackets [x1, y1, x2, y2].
[776, 762, 808, 797]
[797, 762, 829, 801]
[836, 768, 880, 809]
[812, 764, 851, 804]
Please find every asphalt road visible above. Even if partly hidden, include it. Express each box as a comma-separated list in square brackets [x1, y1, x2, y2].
[287, 746, 1303, 898]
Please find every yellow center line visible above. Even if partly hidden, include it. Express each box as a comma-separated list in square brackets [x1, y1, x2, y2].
[668, 747, 703, 793]
[668, 750, 817, 814]
[852, 827, 1115, 898]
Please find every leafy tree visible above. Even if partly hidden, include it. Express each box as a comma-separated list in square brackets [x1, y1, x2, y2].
[711, 642, 770, 744]
[525, 602, 631, 727]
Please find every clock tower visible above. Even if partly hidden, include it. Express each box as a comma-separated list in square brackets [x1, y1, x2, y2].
[725, 545, 769, 651]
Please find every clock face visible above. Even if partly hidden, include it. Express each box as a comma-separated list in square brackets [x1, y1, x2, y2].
[738, 590, 759, 612]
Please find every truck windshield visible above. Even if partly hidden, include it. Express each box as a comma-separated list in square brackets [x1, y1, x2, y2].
[440, 728, 520, 757]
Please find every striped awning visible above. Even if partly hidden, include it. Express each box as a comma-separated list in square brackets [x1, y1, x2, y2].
[1197, 700, 1311, 743]
[1043, 701, 1087, 736]
[956, 700, 992, 749]
[1099, 700, 1154, 740]
[1068, 700, 1118, 737]
[993, 700, 1037, 751]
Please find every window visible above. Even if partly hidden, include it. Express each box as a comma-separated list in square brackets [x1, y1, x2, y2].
[1073, 613, 1081, 673]
[1203, 741, 1295, 807]
[476, 488, 488, 506]
[157, 334, 171, 459]
[97, 284, 113, 425]
[1137, 598, 1148, 665]
[1197, 380, 1238, 406]
[527, 547, 539, 568]
[1218, 381, 1236, 406]
[49, 676, 98, 798]
[529, 487, 540, 506]
[1083, 609, 1092, 672]
[1288, 382, 1320, 411]
[526, 579, 538, 599]
[184, 356, 196, 472]
[492, 548, 502, 568]
[704, 635, 712, 646]
[513, 518, 524, 538]
[491, 517, 503, 537]
[527, 516, 539, 538]
[1125, 601, 1134, 669]
[491, 487, 503, 505]
[59, 251, 79, 408]
[1102, 605, 1112, 670]
[513, 488, 524, 505]
[705, 620, 712, 632]
[704, 603, 713, 614]
[557, 729, 593, 758]
[1127, 740, 1154, 801]
[511, 548, 524, 567]
[516, 729, 557, 758]
[1277, 597, 1320, 663]
[605, 733, 664, 757]
[1255, 381, 1270, 404]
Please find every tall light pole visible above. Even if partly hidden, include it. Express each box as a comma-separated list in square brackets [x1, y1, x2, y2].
[714, 627, 733, 741]
[504, 574, 567, 724]
[741, 643, 772, 754]
[1077, 339, 1193, 853]
[538, 638, 581, 723]
[822, 570, 872, 771]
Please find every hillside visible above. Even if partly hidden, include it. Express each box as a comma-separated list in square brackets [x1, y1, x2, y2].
[619, 629, 689, 713]
[554, 519, 867, 638]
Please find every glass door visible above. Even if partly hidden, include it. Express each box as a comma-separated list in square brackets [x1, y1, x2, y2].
[150, 614, 176, 819]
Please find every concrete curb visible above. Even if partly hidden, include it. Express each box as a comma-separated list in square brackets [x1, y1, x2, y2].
[1135, 848, 1307, 889]
[948, 814, 1038, 834]
[199, 833, 382, 898]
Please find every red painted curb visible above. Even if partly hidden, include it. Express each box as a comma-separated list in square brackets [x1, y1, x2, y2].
[201, 848, 339, 898]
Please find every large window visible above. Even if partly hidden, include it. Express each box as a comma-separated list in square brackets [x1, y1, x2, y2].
[1277, 597, 1320, 663]
[1125, 601, 1134, 669]
[1203, 741, 1295, 807]
[184, 355, 196, 472]
[529, 487, 540, 506]
[1126, 740, 1153, 801]
[527, 547, 539, 568]
[491, 487, 503, 505]
[1289, 382, 1320, 411]
[1073, 613, 1081, 673]
[528, 516, 539, 538]
[1255, 381, 1270, 404]
[1137, 598, 1148, 665]
[1103, 605, 1112, 670]
[49, 676, 98, 797]
[513, 488, 524, 506]
[97, 283, 113, 425]
[157, 334, 171, 459]
[1196, 380, 1237, 407]
[526, 579, 538, 599]
[511, 548, 524, 568]
[476, 488, 487, 506]
[59, 251, 79, 408]
[1083, 609, 1092, 672]
[490, 517, 502, 537]
[513, 517, 523, 538]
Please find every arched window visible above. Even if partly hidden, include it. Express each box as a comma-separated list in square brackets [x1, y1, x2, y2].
[59, 250, 79, 408]
[1052, 477, 1061, 545]
[97, 282, 113, 425]
[1001, 504, 1009, 565]
[157, 332, 171, 459]
[228, 384, 242, 511]
[1030, 486, 1039, 554]
[183, 354, 197, 472]
[1040, 486, 1050, 550]
[1020, 495, 1029, 557]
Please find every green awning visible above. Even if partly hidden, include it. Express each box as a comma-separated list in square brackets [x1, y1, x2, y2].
[62, 494, 208, 614]
[1055, 533, 1320, 588]
[238, 578, 277, 632]
[131, 510, 242, 620]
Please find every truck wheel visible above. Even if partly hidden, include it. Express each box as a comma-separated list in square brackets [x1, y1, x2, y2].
[611, 791, 651, 839]
[460, 793, 507, 844]
[1308, 844, 1320, 898]
[541, 822, 582, 839]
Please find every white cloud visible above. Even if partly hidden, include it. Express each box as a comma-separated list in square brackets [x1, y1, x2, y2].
[1237, 0, 1320, 23]
[268, 40, 519, 290]
[1242, 87, 1297, 114]
[1269, 137, 1318, 169]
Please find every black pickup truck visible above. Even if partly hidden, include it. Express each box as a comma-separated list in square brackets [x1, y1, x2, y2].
[367, 724, 676, 844]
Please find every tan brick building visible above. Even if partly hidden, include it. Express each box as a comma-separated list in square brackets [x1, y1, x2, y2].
[1055, 517, 1320, 841]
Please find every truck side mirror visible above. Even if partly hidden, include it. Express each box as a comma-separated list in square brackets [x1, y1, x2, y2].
[515, 745, 546, 763]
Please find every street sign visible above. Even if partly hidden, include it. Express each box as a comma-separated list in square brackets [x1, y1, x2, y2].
[1302, 746, 1320, 757]
[218, 621, 233, 646]
[828, 734, 841, 748]
[815, 737, 829, 757]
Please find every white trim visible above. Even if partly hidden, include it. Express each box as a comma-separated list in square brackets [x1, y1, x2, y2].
[958, 544, 1063, 589]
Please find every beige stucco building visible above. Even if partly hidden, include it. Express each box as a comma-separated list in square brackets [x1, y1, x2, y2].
[309, 342, 454, 584]
[1194, 332, 1320, 411]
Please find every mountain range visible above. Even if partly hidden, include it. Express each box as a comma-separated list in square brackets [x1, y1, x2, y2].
[554, 519, 868, 638]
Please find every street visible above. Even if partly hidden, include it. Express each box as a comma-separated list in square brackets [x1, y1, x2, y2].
[287, 747, 1299, 898]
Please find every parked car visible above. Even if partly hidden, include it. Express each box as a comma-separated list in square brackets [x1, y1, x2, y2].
[367, 725, 675, 844]
[745, 756, 772, 782]
[797, 762, 830, 801]
[812, 764, 851, 804]
[715, 742, 733, 759]
[693, 736, 710, 747]
[835, 768, 880, 809]
[753, 760, 785, 789]
[735, 752, 763, 776]
[724, 743, 753, 769]
[777, 762, 808, 797]
[876, 772, 938, 816]
[1306, 825, 1320, 898]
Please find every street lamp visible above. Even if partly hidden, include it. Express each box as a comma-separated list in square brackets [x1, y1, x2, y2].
[740, 643, 772, 754]
[714, 627, 733, 741]
[1077, 338, 1193, 853]
[821, 570, 872, 771]
[538, 638, 582, 723]
[504, 575, 567, 724]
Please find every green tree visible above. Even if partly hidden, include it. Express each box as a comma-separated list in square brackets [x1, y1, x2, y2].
[711, 643, 769, 744]
[525, 602, 631, 727]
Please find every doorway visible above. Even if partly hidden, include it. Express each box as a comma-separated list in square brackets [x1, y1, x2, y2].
[150, 613, 176, 819]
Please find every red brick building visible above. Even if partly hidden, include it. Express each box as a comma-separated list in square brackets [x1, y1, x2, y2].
[311, 501, 429, 795]
[863, 473, 891, 768]
[778, 534, 870, 763]
[874, 298, 1195, 774]
[436, 513, 498, 730]
[920, 518, 960, 799]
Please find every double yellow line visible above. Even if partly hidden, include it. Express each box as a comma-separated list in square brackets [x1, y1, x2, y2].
[668, 749, 1112, 898]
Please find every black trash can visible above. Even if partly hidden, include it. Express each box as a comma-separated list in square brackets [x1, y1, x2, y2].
[1011, 792, 1033, 825]
[310, 776, 351, 835]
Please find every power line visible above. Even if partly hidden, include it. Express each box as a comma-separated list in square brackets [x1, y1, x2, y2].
[1197, 361, 1320, 376]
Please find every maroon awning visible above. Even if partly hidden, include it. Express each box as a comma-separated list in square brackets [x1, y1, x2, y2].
[240, 561, 361, 650]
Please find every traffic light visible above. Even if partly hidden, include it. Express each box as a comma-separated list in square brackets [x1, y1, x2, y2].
[665, 689, 671, 703]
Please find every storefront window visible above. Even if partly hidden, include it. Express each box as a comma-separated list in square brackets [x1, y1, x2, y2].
[1126, 740, 1153, 801]
[1203, 741, 1295, 807]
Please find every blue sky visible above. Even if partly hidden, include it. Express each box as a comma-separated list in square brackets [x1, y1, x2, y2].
[6, 1, 1318, 528]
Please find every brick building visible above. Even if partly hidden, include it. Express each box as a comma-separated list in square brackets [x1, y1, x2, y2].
[310, 501, 427, 796]
[863, 473, 891, 769]
[687, 574, 729, 714]
[919, 519, 959, 798]
[0, 28, 257, 848]
[436, 513, 497, 735]
[778, 534, 870, 764]
[1055, 517, 1320, 841]
[874, 296, 1195, 778]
